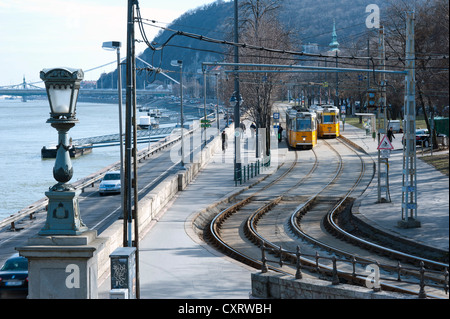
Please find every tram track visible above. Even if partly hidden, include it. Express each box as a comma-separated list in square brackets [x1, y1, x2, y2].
[203, 138, 449, 299]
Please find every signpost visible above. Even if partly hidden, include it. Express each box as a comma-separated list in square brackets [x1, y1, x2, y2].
[377, 135, 393, 202]
[377, 134, 394, 151]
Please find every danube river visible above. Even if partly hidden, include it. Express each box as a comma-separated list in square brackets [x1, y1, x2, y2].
[0, 98, 141, 221]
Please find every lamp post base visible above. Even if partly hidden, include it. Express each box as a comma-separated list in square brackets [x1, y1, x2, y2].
[39, 189, 88, 236]
[16, 230, 106, 299]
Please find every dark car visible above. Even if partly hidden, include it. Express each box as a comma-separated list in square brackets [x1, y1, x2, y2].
[415, 129, 430, 147]
[402, 129, 431, 148]
[0, 254, 28, 299]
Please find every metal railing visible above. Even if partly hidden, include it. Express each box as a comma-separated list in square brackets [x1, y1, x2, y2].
[234, 160, 267, 186]
[259, 242, 449, 299]
[233, 153, 275, 186]
[72, 127, 174, 147]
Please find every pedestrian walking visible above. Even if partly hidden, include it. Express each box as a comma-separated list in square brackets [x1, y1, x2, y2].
[250, 122, 256, 138]
[387, 126, 395, 143]
[221, 130, 228, 152]
[239, 122, 246, 139]
[278, 125, 283, 143]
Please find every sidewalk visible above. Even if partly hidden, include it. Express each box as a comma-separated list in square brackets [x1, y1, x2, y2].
[341, 124, 449, 252]
[100, 124, 285, 298]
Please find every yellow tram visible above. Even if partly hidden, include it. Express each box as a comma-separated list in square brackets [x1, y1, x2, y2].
[285, 107, 317, 149]
[315, 105, 340, 138]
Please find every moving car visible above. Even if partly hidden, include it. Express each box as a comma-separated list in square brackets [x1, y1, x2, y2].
[0, 254, 28, 299]
[99, 171, 121, 195]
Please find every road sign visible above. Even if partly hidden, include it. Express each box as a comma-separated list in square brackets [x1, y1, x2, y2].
[367, 88, 377, 108]
[377, 135, 394, 150]
[273, 112, 280, 120]
[201, 119, 211, 128]
[380, 149, 391, 158]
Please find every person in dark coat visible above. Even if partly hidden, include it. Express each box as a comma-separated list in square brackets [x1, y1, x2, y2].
[387, 126, 395, 143]
[221, 130, 228, 152]
[278, 125, 283, 142]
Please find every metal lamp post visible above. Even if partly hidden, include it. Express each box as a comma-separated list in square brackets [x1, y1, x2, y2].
[171, 60, 185, 168]
[102, 41, 125, 223]
[39, 67, 88, 235]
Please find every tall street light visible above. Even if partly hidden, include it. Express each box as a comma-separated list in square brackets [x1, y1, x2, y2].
[39, 67, 87, 235]
[171, 59, 186, 168]
[233, 0, 241, 180]
[102, 41, 125, 228]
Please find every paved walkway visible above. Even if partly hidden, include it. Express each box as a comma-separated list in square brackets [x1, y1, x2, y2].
[100, 122, 281, 298]
[341, 124, 449, 252]
[100, 121, 448, 299]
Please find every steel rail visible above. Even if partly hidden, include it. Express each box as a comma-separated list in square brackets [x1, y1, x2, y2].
[283, 139, 448, 297]
[246, 139, 344, 255]
[207, 150, 300, 269]
[325, 140, 449, 271]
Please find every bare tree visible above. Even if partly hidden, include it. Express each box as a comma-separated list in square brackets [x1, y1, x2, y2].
[236, 0, 293, 159]
[383, 0, 449, 130]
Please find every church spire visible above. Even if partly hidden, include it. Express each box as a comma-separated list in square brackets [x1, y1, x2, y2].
[329, 19, 339, 52]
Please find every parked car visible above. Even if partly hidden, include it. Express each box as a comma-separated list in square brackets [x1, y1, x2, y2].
[402, 129, 431, 147]
[415, 129, 430, 147]
[99, 171, 121, 195]
[0, 254, 28, 299]
[388, 120, 402, 133]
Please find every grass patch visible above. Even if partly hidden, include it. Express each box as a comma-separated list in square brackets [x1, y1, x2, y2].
[420, 153, 449, 176]
[344, 115, 428, 131]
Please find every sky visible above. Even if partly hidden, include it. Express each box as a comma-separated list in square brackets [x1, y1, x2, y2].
[0, 0, 218, 86]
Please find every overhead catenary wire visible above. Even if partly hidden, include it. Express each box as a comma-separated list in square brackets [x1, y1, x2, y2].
[135, 15, 449, 64]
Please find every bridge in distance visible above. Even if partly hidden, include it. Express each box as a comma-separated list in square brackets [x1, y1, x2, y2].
[0, 87, 171, 97]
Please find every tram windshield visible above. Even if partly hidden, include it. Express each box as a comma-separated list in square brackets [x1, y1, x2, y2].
[297, 118, 312, 130]
[323, 114, 337, 124]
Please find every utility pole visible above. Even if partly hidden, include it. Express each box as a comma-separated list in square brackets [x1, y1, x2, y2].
[377, 25, 390, 203]
[233, 0, 241, 180]
[125, 0, 140, 297]
[399, 12, 420, 228]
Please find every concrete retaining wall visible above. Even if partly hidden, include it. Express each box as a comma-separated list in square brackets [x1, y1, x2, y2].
[96, 128, 228, 286]
[251, 272, 413, 299]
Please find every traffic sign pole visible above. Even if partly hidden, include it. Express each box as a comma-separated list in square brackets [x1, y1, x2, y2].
[377, 134, 393, 203]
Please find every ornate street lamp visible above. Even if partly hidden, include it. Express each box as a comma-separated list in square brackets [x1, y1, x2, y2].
[39, 67, 87, 235]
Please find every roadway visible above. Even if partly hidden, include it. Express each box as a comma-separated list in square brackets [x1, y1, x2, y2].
[0, 121, 224, 268]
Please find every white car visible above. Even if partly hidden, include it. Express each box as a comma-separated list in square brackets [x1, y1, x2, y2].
[99, 171, 121, 195]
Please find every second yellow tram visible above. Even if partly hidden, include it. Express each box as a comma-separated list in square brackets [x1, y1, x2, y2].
[315, 105, 340, 138]
[285, 107, 317, 149]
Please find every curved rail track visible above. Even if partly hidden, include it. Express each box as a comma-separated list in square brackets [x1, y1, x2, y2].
[204, 138, 449, 299]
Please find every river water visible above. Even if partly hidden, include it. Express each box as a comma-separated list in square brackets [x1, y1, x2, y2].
[0, 98, 143, 221]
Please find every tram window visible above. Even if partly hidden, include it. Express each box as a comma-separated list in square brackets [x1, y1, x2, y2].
[323, 115, 336, 124]
[297, 118, 311, 130]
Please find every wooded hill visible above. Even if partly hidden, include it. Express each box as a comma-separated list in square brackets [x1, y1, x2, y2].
[99, 0, 392, 88]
